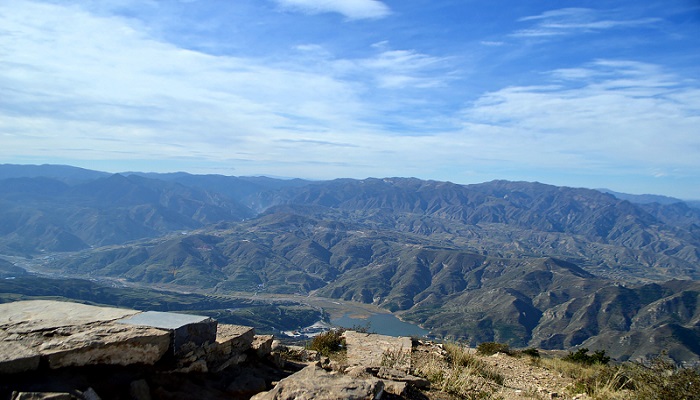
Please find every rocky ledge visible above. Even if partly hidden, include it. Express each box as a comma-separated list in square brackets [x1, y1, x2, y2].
[0, 301, 435, 400]
[1, 300, 593, 400]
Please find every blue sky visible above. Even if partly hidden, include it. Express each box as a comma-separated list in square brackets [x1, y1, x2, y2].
[1, 0, 699, 198]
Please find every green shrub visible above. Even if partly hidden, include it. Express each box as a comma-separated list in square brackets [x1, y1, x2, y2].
[563, 348, 610, 365]
[626, 358, 700, 400]
[476, 342, 511, 356]
[308, 329, 346, 356]
[520, 347, 540, 358]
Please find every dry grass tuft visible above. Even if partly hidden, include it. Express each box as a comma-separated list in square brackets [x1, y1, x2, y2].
[541, 355, 700, 400]
[412, 343, 505, 399]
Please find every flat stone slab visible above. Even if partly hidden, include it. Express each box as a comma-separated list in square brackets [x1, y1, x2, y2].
[0, 340, 40, 374]
[251, 363, 384, 400]
[216, 324, 255, 352]
[117, 311, 211, 330]
[38, 324, 171, 369]
[118, 311, 217, 355]
[0, 300, 139, 333]
[0, 301, 172, 370]
[344, 331, 413, 372]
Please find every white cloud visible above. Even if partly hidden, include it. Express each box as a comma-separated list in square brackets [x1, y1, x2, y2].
[512, 8, 660, 38]
[480, 41, 505, 47]
[1, 0, 698, 197]
[460, 60, 700, 172]
[357, 50, 451, 88]
[0, 0, 453, 179]
[0, 1, 370, 162]
[273, 0, 390, 20]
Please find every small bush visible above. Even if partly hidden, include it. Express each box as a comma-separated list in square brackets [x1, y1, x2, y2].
[520, 347, 540, 358]
[308, 329, 345, 356]
[563, 348, 610, 365]
[476, 342, 511, 356]
[351, 322, 372, 333]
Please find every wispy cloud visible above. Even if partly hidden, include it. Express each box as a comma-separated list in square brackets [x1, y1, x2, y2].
[461, 60, 700, 172]
[345, 48, 453, 89]
[1, 0, 698, 197]
[272, 0, 390, 20]
[512, 8, 660, 38]
[0, 0, 450, 178]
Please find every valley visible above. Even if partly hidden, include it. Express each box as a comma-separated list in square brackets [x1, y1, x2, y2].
[1, 165, 700, 365]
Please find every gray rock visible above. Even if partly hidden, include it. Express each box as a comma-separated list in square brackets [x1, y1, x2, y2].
[344, 365, 371, 378]
[284, 346, 320, 363]
[0, 300, 139, 332]
[377, 367, 430, 389]
[252, 335, 274, 358]
[41, 324, 171, 369]
[80, 388, 101, 400]
[226, 373, 268, 395]
[344, 331, 412, 372]
[379, 380, 407, 396]
[271, 340, 284, 351]
[0, 301, 171, 369]
[199, 324, 254, 371]
[117, 311, 217, 356]
[251, 364, 384, 400]
[129, 380, 152, 400]
[0, 340, 40, 374]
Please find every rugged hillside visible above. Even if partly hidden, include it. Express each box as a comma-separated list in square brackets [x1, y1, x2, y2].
[2, 165, 700, 364]
[0, 173, 253, 254]
[250, 178, 700, 282]
[43, 210, 700, 363]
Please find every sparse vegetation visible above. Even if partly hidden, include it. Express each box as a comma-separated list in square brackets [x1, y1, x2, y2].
[413, 342, 504, 399]
[307, 329, 346, 357]
[380, 346, 411, 369]
[563, 347, 611, 365]
[520, 347, 540, 358]
[414, 343, 700, 400]
[351, 322, 372, 334]
[476, 341, 512, 356]
[541, 353, 700, 399]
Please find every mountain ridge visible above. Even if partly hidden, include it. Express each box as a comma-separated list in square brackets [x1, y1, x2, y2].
[1, 164, 699, 364]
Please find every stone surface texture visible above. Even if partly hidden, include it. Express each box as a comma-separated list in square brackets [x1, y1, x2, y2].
[215, 324, 255, 353]
[0, 301, 169, 372]
[117, 311, 217, 355]
[344, 331, 412, 372]
[250, 363, 384, 400]
[252, 335, 274, 358]
[2, 301, 440, 400]
[40, 324, 171, 369]
[0, 300, 139, 331]
[0, 340, 40, 374]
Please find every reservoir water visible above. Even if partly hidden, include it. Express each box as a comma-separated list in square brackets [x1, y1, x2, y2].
[331, 313, 429, 337]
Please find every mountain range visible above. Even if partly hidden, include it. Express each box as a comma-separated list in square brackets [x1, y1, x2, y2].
[1, 164, 699, 365]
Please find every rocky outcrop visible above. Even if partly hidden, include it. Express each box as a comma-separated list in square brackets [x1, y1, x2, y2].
[253, 331, 429, 399]
[0, 300, 277, 400]
[0, 301, 168, 372]
[0, 300, 447, 399]
[251, 363, 384, 400]
[344, 331, 412, 372]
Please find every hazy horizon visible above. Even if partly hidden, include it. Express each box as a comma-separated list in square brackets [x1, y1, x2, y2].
[1, 1, 698, 198]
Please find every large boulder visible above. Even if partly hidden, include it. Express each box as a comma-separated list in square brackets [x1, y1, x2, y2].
[251, 363, 384, 400]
